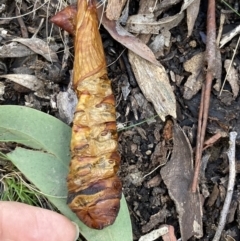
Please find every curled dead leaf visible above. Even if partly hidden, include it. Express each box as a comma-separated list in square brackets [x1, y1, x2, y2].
[96, 5, 160, 66]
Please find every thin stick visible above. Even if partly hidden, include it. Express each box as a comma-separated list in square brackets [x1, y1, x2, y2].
[0, 1, 50, 20]
[203, 132, 222, 150]
[192, 0, 216, 192]
[193, 83, 205, 190]
[15, 6, 29, 38]
[212, 132, 237, 241]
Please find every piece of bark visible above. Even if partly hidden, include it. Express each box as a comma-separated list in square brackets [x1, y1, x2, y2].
[183, 52, 205, 100]
[128, 51, 176, 121]
[142, 207, 170, 233]
[151, 141, 168, 167]
[145, 175, 162, 188]
[227, 200, 238, 224]
[139, 225, 171, 241]
[206, 184, 219, 207]
[106, 0, 127, 20]
[160, 123, 203, 240]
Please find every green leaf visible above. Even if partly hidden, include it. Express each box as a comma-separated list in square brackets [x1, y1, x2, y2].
[0, 105, 132, 241]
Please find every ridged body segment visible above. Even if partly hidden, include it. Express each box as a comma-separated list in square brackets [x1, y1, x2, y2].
[51, 0, 122, 229]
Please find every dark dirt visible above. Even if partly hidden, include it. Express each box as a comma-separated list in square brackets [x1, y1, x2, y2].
[1, 0, 240, 240]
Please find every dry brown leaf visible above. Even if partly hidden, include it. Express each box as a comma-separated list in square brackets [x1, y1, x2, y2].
[0, 42, 35, 58]
[0, 74, 44, 91]
[183, 52, 205, 99]
[160, 123, 203, 241]
[151, 0, 199, 42]
[106, 0, 127, 20]
[187, 0, 200, 37]
[98, 8, 160, 66]
[126, 12, 184, 34]
[206, 184, 219, 207]
[128, 51, 176, 121]
[12, 38, 59, 62]
[163, 119, 173, 141]
[224, 59, 239, 98]
[126, 13, 157, 34]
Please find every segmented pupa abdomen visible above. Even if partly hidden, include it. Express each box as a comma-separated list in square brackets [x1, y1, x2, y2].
[51, 0, 122, 230]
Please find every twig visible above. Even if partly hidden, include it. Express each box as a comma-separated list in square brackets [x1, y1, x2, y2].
[202, 132, 222, 150]
[15, 6, 29, 38]
[32, 18, 44, 38]
[192, 0, 216, 192]
[212, 131, 237, 241]
[0, 1, 50, 20]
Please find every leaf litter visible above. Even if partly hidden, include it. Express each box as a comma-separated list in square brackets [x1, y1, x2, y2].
[1, 0, 240, 241]
[183, 52, 205, 100]
[128, 51, 176, 121]
[12, 38, 59, 62]
[223, 59, 239, 99]
[160, 123, 203, 240]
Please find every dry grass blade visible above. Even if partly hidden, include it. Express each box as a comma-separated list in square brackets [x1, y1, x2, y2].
[0, 0, 50, 20]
